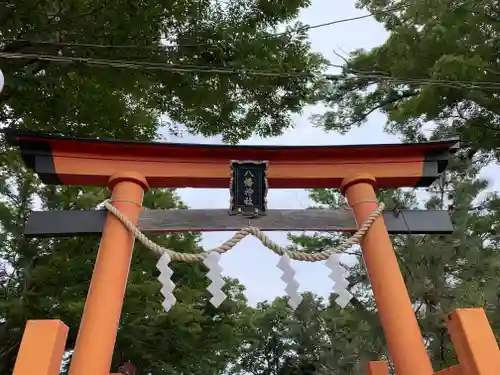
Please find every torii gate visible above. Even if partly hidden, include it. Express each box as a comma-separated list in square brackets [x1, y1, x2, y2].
[3, 129, 499, 375]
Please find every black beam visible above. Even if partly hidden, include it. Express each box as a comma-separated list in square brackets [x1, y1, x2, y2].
[24, 209, 454, 237]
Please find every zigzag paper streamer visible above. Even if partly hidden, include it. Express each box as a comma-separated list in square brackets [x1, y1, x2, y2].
[326, 253, 353, 308]
[203, 252, 227, 307]
[278, 253, 303, 310]
[157, 253, 177, 312]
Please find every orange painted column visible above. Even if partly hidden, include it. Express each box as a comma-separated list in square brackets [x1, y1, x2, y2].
[365, 361, 389, 375]
[68, 171, 148, 375]
[13, 320, 69, 375]
[434, 365, 463, 375]
[446, 308, 500, 375]
[340, 174, 433, 375]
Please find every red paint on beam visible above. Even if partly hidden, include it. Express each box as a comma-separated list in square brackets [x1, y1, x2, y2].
[3, 129, 459, 189]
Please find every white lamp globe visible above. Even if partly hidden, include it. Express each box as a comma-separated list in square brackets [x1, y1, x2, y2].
[0, 68, 4, 94]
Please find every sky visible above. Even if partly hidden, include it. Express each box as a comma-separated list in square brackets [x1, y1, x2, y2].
[164, 0, 500, 307]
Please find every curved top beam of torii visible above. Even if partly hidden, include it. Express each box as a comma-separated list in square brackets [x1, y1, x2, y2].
[2, 128, 459, 189]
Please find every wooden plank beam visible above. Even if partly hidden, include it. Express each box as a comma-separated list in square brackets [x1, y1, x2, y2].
[12, 320, 69, 375]
[446, 309, 500, 375]
[24, 208, 454, 237]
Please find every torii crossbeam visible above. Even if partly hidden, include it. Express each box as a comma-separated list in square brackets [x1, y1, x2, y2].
[6, 129, 458, 236]
[7, 129, 455, 188]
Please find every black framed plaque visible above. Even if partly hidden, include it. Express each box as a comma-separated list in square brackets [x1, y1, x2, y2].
[229, 160, 268, 216]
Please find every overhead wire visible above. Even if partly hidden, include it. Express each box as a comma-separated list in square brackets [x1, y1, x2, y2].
[1, 0, 499, 94]
[1, 1, 498, 141]
[1, 0, 497, 92]
[328, 63, 500, 91]
[0, 1, 414, 51]
[0, 0, 429, 83]
[2, 51, 500, 93]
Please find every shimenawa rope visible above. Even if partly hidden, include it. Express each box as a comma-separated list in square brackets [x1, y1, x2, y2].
[102, 200, 385, 263]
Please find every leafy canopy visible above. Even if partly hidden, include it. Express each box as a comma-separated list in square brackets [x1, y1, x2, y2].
[0, 149, 252, 375]
[286, 142, 500, 371]
[314, 0, 500, 157]
[0, 0, 331, 373]
[1, 0, 327, 142]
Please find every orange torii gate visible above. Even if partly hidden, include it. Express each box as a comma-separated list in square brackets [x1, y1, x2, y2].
[3, 129, 499, 375]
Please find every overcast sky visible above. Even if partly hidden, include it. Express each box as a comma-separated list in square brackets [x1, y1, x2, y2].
[164, 0, 500, 307]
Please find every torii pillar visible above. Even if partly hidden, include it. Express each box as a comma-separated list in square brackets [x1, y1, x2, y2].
[341, 175, 434, 375]
[68, 171, 148, 375]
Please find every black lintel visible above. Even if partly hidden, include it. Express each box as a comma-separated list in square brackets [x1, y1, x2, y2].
[23, 209, 454, 237]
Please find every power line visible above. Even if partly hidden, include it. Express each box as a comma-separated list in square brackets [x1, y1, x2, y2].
[0, 2, 413, 51]
[2, 51, 500, 93]
[335, 65, 500, 90]
[0, 52, 313, 77]
[302, 1, 411, 31]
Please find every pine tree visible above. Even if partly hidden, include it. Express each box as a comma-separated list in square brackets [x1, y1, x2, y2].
[286, 140, 500, 372]
[0, 144, 251, 375]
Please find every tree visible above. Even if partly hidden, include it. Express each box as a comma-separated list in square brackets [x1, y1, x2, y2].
[309, 0, 500, 366]
[0, 146, 253, 375]
[287, 141, 500, 371]
[235, 298, 292, 375]
[1, 1, 330, 372]
[289, 195, 390, 374]
[277, 294, 325, 375]
[314, 0, 500, 157]
[232, 292, 383, 375]
[1, 0, 327, 143]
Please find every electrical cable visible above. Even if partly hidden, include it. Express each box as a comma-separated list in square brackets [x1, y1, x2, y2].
[2, 51, 500, 93]
[0, 1, 415, 51]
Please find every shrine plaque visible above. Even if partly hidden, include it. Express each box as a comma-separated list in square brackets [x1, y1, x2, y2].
[229, 160, 268, 216]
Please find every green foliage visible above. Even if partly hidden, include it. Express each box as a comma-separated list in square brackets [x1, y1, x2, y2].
[0, 0, 328, 373]
[282, 145, 500, 372]
[0, 146, 252, 375]
[0, 0, 327, 142]
[314, 0, 500, 157]
[232, 293, 384, 375]
[4, 1, 500, 374]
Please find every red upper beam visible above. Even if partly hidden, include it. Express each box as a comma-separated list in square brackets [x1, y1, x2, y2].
[2, 129, 459, 189]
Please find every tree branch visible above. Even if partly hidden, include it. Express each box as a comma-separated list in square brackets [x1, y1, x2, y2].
[346, 90, 419, 127]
